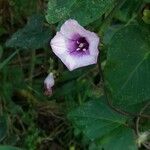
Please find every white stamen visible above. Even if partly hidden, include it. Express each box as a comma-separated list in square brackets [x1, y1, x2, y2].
[77, 41, 80, 44]
[83, 48, 87, 52]
[79, 43, 84, 48]
[76, 48, 80, 51]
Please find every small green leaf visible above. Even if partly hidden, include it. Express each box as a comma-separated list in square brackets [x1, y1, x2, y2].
[6, 14, 51, 50]
[46, 0, 116, 26]
[68, 97, 127, 140]
[104, 25, 150, 111]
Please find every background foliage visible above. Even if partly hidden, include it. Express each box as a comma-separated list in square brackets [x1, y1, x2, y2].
[0, 0, 150, 150]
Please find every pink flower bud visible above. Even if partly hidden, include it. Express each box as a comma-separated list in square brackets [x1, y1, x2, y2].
[44, 73, 54, 96]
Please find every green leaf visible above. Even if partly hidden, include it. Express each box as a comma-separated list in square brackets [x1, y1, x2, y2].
[89, 126, 138, 150]
[46, 0, 116, 26]
[103, 25, 123, 45]
[0, 146, 22, 150]
[6, 14, 51, 50]
[99, 126, 138, 150]
[0, 116, 7, 142]
[68, 98, 127, 140]
[46, 0, 76, 24]
[104, 25, 150, 111]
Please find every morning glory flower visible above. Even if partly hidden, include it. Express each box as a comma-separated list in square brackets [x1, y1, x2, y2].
[44, 73, 55, 96]
[50, 19, 99, 71]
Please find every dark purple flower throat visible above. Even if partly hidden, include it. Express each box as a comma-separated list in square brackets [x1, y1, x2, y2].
[68, 34, 89, 56]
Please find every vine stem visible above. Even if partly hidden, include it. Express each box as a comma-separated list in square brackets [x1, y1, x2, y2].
[29, 49, 36, 86]
[0, 49, 19, 70]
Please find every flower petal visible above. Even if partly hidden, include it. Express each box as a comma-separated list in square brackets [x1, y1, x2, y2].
[66, 55, 97, 71]
[88, 33, 99, 56]
[60, 19, 89, 39]
[50, 32, 67, 54]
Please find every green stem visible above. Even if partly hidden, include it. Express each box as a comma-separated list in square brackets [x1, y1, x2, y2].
[29, 50, 36, 86]
[0, 49, 18, 70]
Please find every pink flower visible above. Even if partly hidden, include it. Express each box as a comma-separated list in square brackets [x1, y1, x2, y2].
[44, 73, 54, 96]
[50, 19, 99, 71]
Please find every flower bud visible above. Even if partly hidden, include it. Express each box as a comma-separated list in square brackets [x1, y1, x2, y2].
[44, 73, 54, 96]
